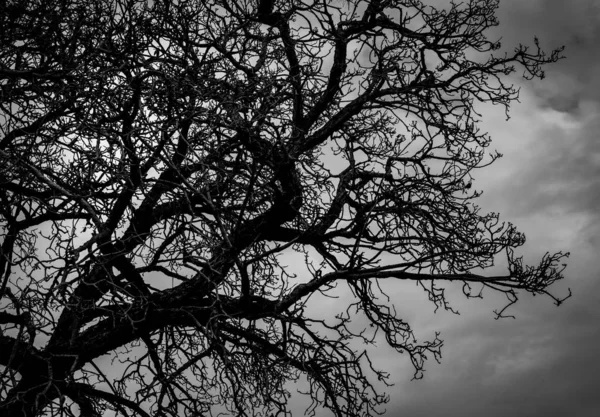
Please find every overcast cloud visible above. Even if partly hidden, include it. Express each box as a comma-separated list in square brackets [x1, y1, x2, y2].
[370, 1, 600, 416]
[87, 2, 600, 416]
[71, 2, 600, 415]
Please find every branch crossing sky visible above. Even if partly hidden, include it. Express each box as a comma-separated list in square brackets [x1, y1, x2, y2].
[377, 1, 600, 416]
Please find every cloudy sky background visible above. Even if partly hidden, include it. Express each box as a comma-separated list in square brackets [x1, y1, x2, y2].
[361, 1, 600, 416]
[16, 1, 596, 415]
[68, 1, 600, 415]
[92, 2, 598, 415]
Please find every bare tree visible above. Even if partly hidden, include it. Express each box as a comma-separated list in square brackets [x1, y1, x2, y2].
[0, 0, 569, 416]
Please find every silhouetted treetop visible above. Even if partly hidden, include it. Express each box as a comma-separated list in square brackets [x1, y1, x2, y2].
[0, 1, 568, 416]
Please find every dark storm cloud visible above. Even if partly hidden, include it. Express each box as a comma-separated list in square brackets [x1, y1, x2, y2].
[492, 0, 600, 235]
[497, 0, 600, 108]
[385, 273, 600, 417]
[374, 2, 600, 417]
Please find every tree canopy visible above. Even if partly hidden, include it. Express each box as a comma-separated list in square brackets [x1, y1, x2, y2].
[0, 0, 569, 416]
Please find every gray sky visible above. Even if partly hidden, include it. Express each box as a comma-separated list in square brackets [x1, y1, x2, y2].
[95, 2, 597, 415]
[83, 2, 600, 415]
[372, 1, 600, 416]
[27, 2, 597, 415]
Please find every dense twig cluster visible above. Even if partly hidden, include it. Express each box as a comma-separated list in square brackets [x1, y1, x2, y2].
[0, 0, 568, 416]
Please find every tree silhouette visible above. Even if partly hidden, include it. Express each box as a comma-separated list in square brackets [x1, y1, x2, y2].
[0, 0, 570, 416]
